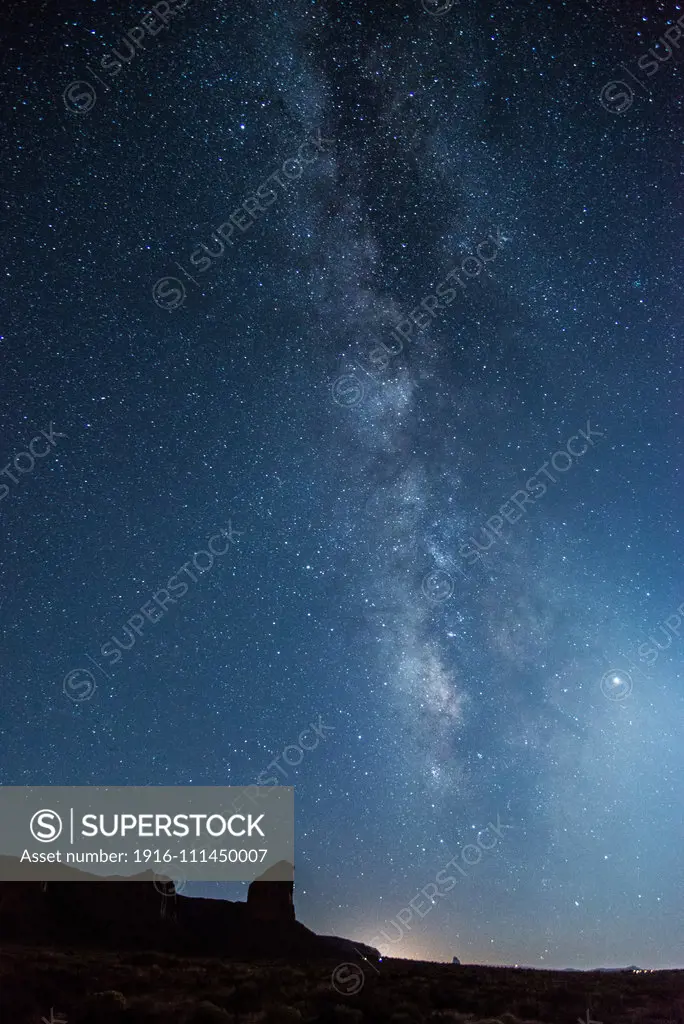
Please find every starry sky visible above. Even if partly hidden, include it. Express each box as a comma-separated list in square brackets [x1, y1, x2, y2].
[1, 0, 682, 970]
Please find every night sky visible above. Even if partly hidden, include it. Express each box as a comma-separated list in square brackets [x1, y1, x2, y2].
[2, 0, 682, 970]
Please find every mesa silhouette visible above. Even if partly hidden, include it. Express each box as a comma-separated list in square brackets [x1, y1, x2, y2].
[0, 856, 379, 962]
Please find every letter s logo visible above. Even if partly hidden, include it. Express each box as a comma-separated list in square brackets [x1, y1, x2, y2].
[30, 809, 63, 842]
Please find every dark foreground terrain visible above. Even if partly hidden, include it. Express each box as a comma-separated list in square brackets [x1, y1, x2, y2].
[1, 944, 682, 1024]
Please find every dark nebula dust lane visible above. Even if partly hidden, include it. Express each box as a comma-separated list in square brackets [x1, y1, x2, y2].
[0, 0, 682, 969]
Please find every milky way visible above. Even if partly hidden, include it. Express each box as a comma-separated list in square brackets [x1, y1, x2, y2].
[0, 0, 681, 969]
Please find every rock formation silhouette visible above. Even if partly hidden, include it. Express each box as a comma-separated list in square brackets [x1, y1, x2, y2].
[0, 856, 378, 962]
[246, 859, 295, 923]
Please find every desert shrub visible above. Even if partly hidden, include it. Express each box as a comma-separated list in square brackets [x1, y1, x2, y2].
[401, 980, 431, 1003]
[182, 1000, 234, 1024]
[123, 995, 177, 1023]
[120, 952, 163, 967]
[0, 980, 42, 1024]
[310, 982, 342, 1008]
[509, 1002, 542, 1021]
[315, 1006, 364, 1024]
[280, 967, 308, 982]
[233, 980, 262, 1012]
[268, 966, 308, 995]
[427, 989, 481, 1016]
[388, 1000, 425, 1023]
[474, 994, 514, 1018]
[203, 987, 237, 1010]
[263, 1006, 304, 1024]
[428, 986, 469, 1011]
[426, 1013, 473, 1023]
[230, 966, 256, 980]
[78, 989, 128, 1021]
